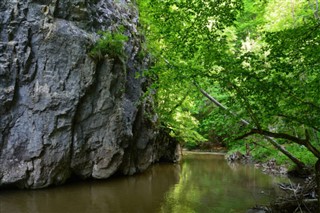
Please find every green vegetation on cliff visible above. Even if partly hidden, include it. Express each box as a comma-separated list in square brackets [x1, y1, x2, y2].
[89, 27, 128, 60]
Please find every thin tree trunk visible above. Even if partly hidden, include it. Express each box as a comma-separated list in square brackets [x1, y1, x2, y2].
[316, 159, 320, 211]
[195, 84, 306, 169]
[264, 137, 305, 169]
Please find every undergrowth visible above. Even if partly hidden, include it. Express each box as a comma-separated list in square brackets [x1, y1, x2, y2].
[227, 140, 317, 170]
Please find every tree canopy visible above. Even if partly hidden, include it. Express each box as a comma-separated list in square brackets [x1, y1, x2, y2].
[137, 0, 320, 173]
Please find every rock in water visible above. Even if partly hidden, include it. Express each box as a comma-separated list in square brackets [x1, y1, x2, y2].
[0, 0, 179, 188]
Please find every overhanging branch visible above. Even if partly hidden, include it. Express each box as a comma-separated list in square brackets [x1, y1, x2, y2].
[194, 82, 307, 168]
[236, 129, 307, 145]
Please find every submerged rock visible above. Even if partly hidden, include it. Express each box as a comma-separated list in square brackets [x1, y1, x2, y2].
[0, 0, 179, 188]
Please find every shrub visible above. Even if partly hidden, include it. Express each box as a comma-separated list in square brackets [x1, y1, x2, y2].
[89, 28, 128, 60]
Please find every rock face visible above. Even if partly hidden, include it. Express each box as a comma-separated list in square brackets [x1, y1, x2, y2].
[0, 0, 180, 188]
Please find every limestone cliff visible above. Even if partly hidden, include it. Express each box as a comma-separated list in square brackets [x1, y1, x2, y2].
[0, 0, 179, 188]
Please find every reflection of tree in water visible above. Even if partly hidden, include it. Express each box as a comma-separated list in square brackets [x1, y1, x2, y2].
[161, 154, 288, 213]
[0, 155, 291, 213]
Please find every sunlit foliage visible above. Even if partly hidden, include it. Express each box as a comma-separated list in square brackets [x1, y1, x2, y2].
[138, 0, 320, 168]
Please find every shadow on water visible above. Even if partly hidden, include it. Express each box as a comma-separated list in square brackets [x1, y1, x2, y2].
[0, 153, 289, 213]
[0, 163, 180, 213]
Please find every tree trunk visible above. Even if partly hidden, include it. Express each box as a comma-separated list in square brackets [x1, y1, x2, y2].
[316, 159, 320, 211]
[264, 137, 306, 169]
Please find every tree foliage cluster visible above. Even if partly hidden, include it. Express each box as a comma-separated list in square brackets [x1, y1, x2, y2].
[137, 0, 320, 181]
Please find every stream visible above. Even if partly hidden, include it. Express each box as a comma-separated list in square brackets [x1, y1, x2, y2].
[0, 153, 289, 213]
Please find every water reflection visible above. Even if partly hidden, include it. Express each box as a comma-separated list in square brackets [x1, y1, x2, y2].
[0, 163, 180, 213]
[0, 154, 287, 213]
[160, 153, 286, 213]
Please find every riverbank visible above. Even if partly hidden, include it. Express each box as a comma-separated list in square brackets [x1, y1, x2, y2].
[183, 150, 227, 156]
[268, 175, 318, 212]
[224, 150, 318, 212]
[183, 149, 318, 212]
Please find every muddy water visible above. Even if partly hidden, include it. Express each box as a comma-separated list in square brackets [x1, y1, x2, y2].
[0, 153, 287, 213]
